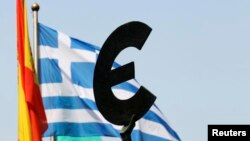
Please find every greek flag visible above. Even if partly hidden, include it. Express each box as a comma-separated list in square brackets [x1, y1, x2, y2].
[38, 23, 181, 141]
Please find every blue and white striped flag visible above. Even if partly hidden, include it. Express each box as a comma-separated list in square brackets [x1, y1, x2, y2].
[38, 23, 181, 141]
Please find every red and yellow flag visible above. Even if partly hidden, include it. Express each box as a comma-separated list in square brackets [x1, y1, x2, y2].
[17, 0, 48, 141]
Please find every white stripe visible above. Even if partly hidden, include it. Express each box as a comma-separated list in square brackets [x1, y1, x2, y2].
[41, 83, 136, 101]
[45, 109, 121, 129]
[58, 32, 71, 47]
[127, 79, 141, 88]
[150, 106, 168, 123]
[150, 105, 179, 135]
[39, 45, 59, 59]
[112, 89, 134, 100]
[136, 118, 178, 141]
[41, 83, 94, 100]
[39, 45, 96, 63]
[42, 137, 50, 141]
[95, 50, 100, 54]
[46, 109, 109, 123]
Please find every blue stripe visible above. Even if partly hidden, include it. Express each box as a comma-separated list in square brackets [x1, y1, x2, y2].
[43, 96, 98, 110]
[144, 111, 181, 141]
[111, 62, 139, 93]
[71, 38, 97, 52]
[132, 130, 172, 141]
[112, 62, 121, 68]
[71, 62, 94, 88]
[39, 58, 62, 84]
[113, 81, 139, 93]
[38, 23, 58, 48]
[43, 122, 120, 137]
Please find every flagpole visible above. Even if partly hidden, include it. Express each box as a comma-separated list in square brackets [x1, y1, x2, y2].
[31, 3, 55, 141]
[31, 2, 39, 73]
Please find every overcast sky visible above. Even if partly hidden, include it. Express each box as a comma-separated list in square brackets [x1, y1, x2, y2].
[1, 0, 250, 141]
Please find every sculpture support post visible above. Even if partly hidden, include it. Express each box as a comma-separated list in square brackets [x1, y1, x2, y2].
[120, 115, 136, 141]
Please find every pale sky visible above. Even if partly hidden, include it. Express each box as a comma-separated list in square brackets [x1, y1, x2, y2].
[1, 0, 250, 141]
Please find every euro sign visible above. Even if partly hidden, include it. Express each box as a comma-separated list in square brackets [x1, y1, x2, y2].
[93, 21, 156, 126]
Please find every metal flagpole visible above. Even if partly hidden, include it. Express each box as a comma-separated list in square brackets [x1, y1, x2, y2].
[31, 3, 55, 141]
[31, 2, 39, 73]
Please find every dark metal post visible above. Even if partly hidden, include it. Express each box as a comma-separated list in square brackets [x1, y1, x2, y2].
[120, 115, 136, 141]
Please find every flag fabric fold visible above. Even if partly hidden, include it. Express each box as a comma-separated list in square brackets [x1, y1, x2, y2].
[38, 23, 181, 141]
[17, 0, 48, 141]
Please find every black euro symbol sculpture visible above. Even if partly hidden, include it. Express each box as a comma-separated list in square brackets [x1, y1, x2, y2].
[93, 21, 156, 141]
